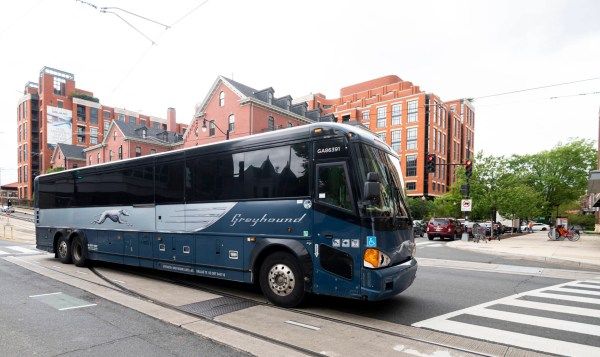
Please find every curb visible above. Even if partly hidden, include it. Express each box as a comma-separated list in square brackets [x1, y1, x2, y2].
[446, 240, 600, 270]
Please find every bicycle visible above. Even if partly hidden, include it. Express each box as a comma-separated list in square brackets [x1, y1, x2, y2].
[472, 224, 487, 243]
[548, 226, 581, 241]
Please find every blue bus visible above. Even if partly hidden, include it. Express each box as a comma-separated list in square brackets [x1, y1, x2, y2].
[35, 123, 417, 307]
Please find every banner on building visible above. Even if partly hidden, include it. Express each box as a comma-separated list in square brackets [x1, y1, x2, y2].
[47, 106, 72, 145]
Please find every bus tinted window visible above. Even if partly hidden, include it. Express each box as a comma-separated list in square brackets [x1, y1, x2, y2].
[186, 143, 309, 203]
[39, 174, 74, 209]
[155, 156, 185, 204]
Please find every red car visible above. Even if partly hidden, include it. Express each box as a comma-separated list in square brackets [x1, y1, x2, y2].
[427, 218, 463, 241]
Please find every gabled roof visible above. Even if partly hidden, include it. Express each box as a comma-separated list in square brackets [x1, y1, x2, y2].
[56, 143, 85, 160]
[222, 77, 258, 98]
[113, 120, 183, 145]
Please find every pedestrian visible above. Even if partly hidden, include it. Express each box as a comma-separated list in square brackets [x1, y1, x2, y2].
[527, 221, 533, 233]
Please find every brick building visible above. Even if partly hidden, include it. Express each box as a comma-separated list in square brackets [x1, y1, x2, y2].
[301, 75, 475, 198]
[16, 67, 187, 200]
[84, 117, 184, 165]
[50, 143, 86, 170]
[183, 76, 325, 147]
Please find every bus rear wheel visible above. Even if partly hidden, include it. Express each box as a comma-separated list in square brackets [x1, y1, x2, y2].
[57, 236, 72, 264]
[259, 252, 305, 307]
[71, 236, 87, 267]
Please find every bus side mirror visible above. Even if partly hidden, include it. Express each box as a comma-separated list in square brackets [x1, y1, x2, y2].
[364, 172, 381, 200]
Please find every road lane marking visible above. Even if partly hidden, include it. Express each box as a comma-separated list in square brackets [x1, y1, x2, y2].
[551, 286, 600, 296]
[528, 291, 600, 304]
[506, 298, 600, 318]
[29, 292, 62, 298]
[466, 306, 600, 336]
[415, 318, 600, 356]
[284, 320, 320, 331]
[58, 303, 97, 311]
[572, 283, 600, 290]
[0, 249, 8, 255]
[6, 246, 38, 254]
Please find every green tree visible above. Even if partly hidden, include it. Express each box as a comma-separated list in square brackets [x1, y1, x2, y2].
[511, 139, 596, 220]
[406, 197, 433, 220]
[46, 167, 65, 173]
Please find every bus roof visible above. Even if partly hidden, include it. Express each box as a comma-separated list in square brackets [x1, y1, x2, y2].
[36, 122, 393, 180]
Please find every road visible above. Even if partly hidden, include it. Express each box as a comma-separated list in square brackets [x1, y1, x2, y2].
[1, 216, 599, 356]
[0, 256, 245, 356]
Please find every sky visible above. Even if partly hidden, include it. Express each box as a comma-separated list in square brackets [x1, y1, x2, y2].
[1, 0, 599, 184]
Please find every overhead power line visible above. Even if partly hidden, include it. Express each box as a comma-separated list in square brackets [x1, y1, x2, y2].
[471, 76, 600, 101]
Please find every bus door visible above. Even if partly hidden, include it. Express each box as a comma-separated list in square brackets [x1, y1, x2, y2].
[312, 139, 362, 298]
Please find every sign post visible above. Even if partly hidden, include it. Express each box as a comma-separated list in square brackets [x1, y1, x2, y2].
[460, 199, 472, 241]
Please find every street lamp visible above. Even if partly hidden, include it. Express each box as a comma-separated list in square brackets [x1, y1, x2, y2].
[201, 118, 230, 140]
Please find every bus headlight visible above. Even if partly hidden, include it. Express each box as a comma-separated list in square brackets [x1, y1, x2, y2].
[363, 248, 391, 268]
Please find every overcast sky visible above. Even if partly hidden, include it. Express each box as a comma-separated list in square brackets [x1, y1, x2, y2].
[1, 0, 599, 184]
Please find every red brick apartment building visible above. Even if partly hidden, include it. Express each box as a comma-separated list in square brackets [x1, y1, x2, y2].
[16, 67, 187, 200]
[301, 75, 475, 198]
[183, 76, 322, 147]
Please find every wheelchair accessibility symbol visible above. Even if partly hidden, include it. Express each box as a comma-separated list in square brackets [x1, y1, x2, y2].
[366, 236, 377, 247]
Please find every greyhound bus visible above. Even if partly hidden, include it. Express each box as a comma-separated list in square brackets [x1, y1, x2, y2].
[34, 123, 417, 307]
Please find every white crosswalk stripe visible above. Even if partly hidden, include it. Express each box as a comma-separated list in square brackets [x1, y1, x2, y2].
[0, 246, 41, 256]
[415, 241, 449, 248]
[413, 278, 600, 356]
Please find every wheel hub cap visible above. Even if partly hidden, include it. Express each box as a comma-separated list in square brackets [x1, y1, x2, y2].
[58, 241, 67, 258]
[268, 263, 295, 296]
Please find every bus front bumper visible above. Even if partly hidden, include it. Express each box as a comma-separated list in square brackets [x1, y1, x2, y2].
[360, 258, 417, 301]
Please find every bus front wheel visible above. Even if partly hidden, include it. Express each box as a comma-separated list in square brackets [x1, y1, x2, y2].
[57, 236, 72, 264]
[259, 252, 305, 308]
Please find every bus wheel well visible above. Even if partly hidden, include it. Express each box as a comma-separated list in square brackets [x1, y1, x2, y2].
[253, 245, 298, 282]
[53, 231, 65, 254]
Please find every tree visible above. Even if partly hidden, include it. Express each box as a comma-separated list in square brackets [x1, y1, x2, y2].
[496, 181, 543, 221]
[46, 167, 65, 173]
[510, 139, 596, 220]
[406, 197, 433, 220]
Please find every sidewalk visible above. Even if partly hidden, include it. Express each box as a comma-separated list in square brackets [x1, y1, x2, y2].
[447, 230, 600, 269]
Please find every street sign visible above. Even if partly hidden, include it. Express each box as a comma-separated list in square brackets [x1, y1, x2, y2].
[461, 199, 472, 212]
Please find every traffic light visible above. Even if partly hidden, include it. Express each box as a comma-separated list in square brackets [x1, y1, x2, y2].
[465, 160, 473, 178]
[425, 154, 436, 173]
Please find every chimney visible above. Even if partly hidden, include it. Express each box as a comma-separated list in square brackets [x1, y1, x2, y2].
[167, 107, 176, 132]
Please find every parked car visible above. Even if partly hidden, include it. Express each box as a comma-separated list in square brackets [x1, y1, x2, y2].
[413, 220, 424, 237]
[426, 218, 463, 240]
[520, 222, 550, 232]
[462, 221, 476, 237]
[1, 205, 14, 213]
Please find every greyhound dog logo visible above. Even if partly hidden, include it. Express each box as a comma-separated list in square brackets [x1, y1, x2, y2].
[92, 209, 132, 226]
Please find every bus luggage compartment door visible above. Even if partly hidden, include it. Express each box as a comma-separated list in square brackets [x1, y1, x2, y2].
[194, 235, 244, 281]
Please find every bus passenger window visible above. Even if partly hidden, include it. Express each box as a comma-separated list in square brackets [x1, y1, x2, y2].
[317, 164, 352, 211]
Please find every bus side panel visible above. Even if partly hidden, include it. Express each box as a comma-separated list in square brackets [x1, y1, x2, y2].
[138, 233, 153, 268]
[94, 230, 124, 264]
[194, 235, 244, 272]
[123, 232, 139, 266]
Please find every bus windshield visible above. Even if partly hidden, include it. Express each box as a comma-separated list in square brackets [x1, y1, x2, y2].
[356, 144, 408, 218]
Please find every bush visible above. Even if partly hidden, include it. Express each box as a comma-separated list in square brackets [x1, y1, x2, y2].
[566, 213, 595, 230]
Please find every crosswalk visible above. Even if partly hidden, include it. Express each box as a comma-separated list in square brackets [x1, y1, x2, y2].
[413, 278, 600, 356]
[0, 246, 41, 256]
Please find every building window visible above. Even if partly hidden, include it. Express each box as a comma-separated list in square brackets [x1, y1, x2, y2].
[77, 126, 86, 144]
[267, 92, 273, 104]
[362, 110, 370, 122]
[228, 114, 235, 132]
[109, 150, 113, 161]
[142, 128, 147, 139]
[128, 116, 136, 124]
[118, 113, 125, 121]
[97, 152, 100, 163]
[406, 182, 416, 191]
[408, 100, 418, 122]
[219, 91, 225, 107]
[209, 121, 216, 136]
[135, 146, 141, 157]
[90, 108, 98, 124]
[103, 110, 111, 120]
[118, 146, 123, 160]
[406, 155, 417, 177]
[376, 107, 386, 128]
[407, 127, 417, 150]
[77, 105, 86, 122]
[113, 131, 117, 141]
[391, 130, 401, 151]
[73, 164, 78, 169]
[392, 104, 401, 125]
[150, 149, 156, 154]
[90, 127, 98, 145]
[288, 122, 293, 128]
[376, 132, 386, 142]
[268, 116, 275, 131]
[53, 77, 66, 96]
[57, 100, 64, 108]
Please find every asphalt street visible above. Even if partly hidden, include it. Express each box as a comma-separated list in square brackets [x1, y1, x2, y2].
[0, 258, 247, 356]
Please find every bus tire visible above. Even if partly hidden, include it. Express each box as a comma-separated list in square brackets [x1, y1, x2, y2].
[259, 251, 305, 307]
[71, 236, 87, 267]
[57, 235, 72, 264]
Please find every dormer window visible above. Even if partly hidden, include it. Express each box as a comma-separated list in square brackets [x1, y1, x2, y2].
[219, 91, 225, 107]
[142, 128, 147, 139]
[267, 92, 273, 104]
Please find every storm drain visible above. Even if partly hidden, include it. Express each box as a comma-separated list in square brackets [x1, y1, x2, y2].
[179, 296, 256, 319]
